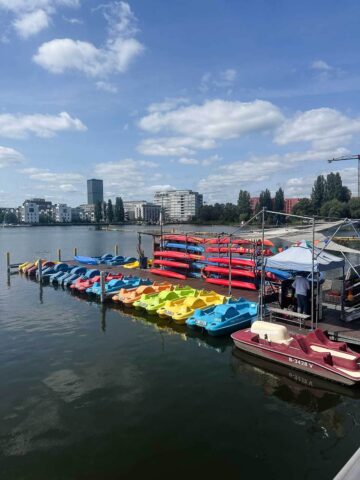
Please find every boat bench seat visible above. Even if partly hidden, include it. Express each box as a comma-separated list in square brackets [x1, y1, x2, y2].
[310, 345, 357, 360]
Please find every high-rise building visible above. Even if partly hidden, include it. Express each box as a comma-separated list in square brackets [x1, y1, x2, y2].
[87, 179, 103, 204]
[154, 190, 203, 221]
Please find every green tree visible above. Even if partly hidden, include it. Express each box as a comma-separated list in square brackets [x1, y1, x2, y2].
[222, 203, 238, 222]
[273, 187, 285, 223]
[39, 213, 51, 224]
[115, 197, 125, 222]
[292, 198, 314, 217]
[237, 190, 251, 221]
[311, 175, 326, 213]
[102, 201, 107, 222]
[348, 198, 360, 218]
[4, 212, 18, 224]
[257, 189, 272, 222]
[95, 200, 102, 223]
[107, 199, 114, 223]
[320, 199, 349, 218]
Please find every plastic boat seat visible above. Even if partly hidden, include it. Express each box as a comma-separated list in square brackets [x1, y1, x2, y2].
[251, 321, 292, 345]
[309, 345, 357, 360]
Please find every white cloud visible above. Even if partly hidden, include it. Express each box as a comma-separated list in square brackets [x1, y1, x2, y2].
[0, 146, 24, 168]
[275, 107, 360, 149]
[0, 111, 86, 139]
[0, 0, 80, 38]
[33, 2, 144, 78]
[19, 167, 83, 184]
[96, 81, 118, 93]
[137, 136, 216, 156]
[139, 99, 283, 140]
[147, 97, 188, 113]
[199, 69, 237, 92]
[178, 157, 199, 165]
[13, 9, 50, 38]
[311, 60, 332, 71]
[221, 68, 237, 83]
[93, 158, 169, 199]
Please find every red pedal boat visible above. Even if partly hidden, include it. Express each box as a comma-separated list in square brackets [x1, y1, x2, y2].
[231, 321, 360, 386]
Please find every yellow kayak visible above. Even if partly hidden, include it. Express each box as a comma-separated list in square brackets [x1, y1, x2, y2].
[123, 259, 153, 269]
[164, 291, 228, 324]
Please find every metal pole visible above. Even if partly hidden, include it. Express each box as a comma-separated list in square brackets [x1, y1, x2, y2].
[73, 247, 77, 257]
[38, 258, 42, 283]
[260, 208, 265, 321]
[6, 251, 10, 274]
[100, 271, 106, 303]
[57, 249, 61, 262]
[341, 264, 346, 321]
[228, 234, 232, 297]
[358, 155, 360, 198]
[311, 217, 315, 330]
[114, 244, 119, 256]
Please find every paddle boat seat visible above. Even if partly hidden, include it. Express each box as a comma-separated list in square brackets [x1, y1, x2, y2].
[251, 321, 292, 346]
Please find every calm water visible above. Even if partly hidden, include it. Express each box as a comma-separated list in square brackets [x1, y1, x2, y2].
[0, 226, 359, 479]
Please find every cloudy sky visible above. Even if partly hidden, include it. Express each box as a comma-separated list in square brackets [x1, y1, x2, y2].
[1, 0, 360, 207]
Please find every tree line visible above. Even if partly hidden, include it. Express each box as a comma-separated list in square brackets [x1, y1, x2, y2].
[95, 197, 125, 223]
[293, 172, 360, 218]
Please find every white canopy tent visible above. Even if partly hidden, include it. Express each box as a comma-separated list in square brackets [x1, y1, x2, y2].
[266, 241, 345, 272]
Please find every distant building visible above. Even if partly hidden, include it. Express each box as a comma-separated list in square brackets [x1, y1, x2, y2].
[78, 203, 95, 222]
[250, 197, 260, 213]
[27, 198, 53, 219]
[20, 201, 39, 223]
[284, 198, 300, 214]
[124, 201, 161, 222]
[53, 204, 72, 222]
[87, 179, 103, 204]
[154, 190, 203, 222]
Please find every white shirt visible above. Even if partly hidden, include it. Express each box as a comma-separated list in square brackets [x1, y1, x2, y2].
[292, 276, 310, 296]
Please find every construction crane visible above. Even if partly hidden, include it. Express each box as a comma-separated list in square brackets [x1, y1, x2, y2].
[327, 155, 360, 197]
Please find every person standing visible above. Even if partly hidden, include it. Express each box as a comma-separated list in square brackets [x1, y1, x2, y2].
[292, 273, 310, 314]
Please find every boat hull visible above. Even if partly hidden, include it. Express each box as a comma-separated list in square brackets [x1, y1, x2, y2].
[232, 337, 358, 386]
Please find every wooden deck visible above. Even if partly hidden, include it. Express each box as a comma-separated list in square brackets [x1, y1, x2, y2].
[56, 260, 360, 346]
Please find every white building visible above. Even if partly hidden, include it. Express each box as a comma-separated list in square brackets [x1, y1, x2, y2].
[78, 204, 95, 222]
[53, 204, 72, 222]
[124, 201, 160, 222]
[154, 190, 203, 222]
[20, 202, 39, 223]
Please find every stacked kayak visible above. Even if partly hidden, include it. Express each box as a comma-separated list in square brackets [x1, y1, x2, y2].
[150, 235, 205, 280]
[186, 298, 258, 336]
[203, 257, 258, 291]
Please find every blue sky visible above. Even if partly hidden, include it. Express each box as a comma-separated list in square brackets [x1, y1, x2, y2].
[1, 0, 360, 207]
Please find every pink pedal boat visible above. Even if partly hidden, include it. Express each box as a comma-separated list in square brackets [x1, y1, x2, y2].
[231, 321, 360, 386]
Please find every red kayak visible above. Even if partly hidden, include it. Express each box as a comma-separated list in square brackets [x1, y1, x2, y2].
[150, 268, 187, 280]
[206, 247, 272, 256]
[204, 265, 255, 278]
[154, 250, 205, 260]
[205, 237, 253, 245]
[207, 257, 256, 267]
[162, 234, 204, 244]
[205, 277, 257, 290]
[232, 324, 360, 386]
[153, 259, 190, 269]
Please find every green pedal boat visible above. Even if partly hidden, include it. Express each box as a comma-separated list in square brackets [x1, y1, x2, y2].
[133, 286, 197, 314]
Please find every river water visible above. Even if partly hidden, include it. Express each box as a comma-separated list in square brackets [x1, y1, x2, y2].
[0, 225, 359, 479]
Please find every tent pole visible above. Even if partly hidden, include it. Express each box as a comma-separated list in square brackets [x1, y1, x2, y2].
[228, 234, 233, 297]
[311, 217, 315, 330]
[260, 208, 265, 321]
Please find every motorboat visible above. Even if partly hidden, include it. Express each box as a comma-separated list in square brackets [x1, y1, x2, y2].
[186, 298, 258, 336]
[231, 321, 360, 386]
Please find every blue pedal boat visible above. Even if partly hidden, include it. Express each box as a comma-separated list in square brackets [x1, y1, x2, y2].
[86, 277, 152, 296]
[186, 298, 258, 336]
[59, 266, 87, 286]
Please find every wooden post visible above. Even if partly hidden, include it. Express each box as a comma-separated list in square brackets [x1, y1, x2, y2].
[114, 244, 119, 256]
[6, 252, 10, 273]
[57, 249, 61, 261]
[100, 271, 106, 303]
[38, 258, 43, 283]
[73, 247, 77, 256]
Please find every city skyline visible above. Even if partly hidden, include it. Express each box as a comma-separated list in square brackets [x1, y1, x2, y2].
[1, 1, 360, 207]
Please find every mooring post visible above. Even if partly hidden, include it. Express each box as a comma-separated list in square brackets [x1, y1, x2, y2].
[100, 271, 106, 303]
[74, 247, 77, 257]
[6, 252, 10, 274]
[57, 249, 61, 261]
[38, 258, 43, 283]
[114, 244, 119, 256]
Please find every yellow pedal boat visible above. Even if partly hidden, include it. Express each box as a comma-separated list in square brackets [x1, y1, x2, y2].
[161, 291, 228, 324]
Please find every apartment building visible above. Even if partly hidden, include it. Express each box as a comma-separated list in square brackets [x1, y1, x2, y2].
[154, 190, 203, 221]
